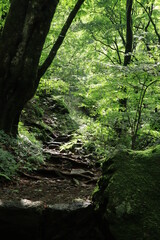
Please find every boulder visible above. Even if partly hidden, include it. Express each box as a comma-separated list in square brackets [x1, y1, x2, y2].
[0, 199, 106, 240]
[93, 146, 160, 240]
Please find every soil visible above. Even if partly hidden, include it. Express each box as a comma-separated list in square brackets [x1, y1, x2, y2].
[0, 135, 101, 205]
[0, 177, 95, 205]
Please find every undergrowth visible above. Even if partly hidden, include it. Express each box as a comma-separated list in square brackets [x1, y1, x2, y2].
[0, 128, 44, 181]
[0, 91, 78, 182]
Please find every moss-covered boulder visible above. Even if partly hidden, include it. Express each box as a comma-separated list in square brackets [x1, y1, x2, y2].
[93, 146, 160, 240]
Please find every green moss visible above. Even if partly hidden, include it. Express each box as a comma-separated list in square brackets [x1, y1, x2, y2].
[93, 146, 160, 240]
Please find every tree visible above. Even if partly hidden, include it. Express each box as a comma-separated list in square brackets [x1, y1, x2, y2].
[60, 0, 160, 150]
[0, 0, 85, 136]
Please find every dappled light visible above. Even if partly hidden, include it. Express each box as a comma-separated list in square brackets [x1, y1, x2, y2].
[0, 0, 160, 239]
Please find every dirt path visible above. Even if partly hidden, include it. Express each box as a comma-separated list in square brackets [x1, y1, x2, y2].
[0, 134, 100, 204]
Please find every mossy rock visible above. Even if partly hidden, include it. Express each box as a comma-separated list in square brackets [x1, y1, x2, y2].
[93, 146, 160, 240]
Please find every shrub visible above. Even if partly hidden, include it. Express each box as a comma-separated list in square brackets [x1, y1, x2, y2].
[0, 130, 44, 181]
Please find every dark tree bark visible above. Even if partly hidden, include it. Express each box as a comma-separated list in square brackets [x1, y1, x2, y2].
[0, 0, 85, 135]
[119, 0, 133, 112]
[124, 0, 133, 66]
[0, 0, 58, 135]
[117, 0, 133, 131]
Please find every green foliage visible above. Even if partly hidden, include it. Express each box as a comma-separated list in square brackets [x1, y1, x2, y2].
[38, 78, 69, 96]
[0, 148, 17, 181]
[0, 129, 44, 181]
[0, 131, 18, 180]
[0, 0, 10, 33]
[35, 0, 160, 157]
[51, 0, 160, 152]
[16, 133, 44, 171]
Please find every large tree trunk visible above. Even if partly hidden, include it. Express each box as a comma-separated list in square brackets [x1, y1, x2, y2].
[0, 0, 59, 135]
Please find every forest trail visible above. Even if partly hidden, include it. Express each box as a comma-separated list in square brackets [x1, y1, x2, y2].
[0, 132, 100, 204]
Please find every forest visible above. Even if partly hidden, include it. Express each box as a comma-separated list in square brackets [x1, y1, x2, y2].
[0, 0, 160, 239]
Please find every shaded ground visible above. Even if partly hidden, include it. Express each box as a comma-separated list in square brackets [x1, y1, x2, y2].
[0, 134, 100, 204]
[0, 177, 95, 204]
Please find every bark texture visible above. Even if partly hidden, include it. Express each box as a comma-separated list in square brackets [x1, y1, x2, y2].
[124, 0, 133, 66]
[0, 0, 58, 135]
[0, 0, 85, 135]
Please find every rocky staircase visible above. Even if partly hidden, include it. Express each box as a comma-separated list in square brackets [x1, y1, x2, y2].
[0, 134, 114, 240]
[35, 133, 100, 185]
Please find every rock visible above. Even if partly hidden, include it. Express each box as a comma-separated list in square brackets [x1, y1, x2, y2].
[93, 146, 160, 240]
[0, 199, 106, 240]
[0, 200, 43, 240]
[43, 201, 103, 240]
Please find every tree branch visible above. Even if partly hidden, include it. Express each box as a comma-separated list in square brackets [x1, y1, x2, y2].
[106, 10, 126, 47]
[136, 0, 160, 44]
[114, 37, 122, 64]
[37, 0, 85, 80]
[95, 47, 116, 65]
